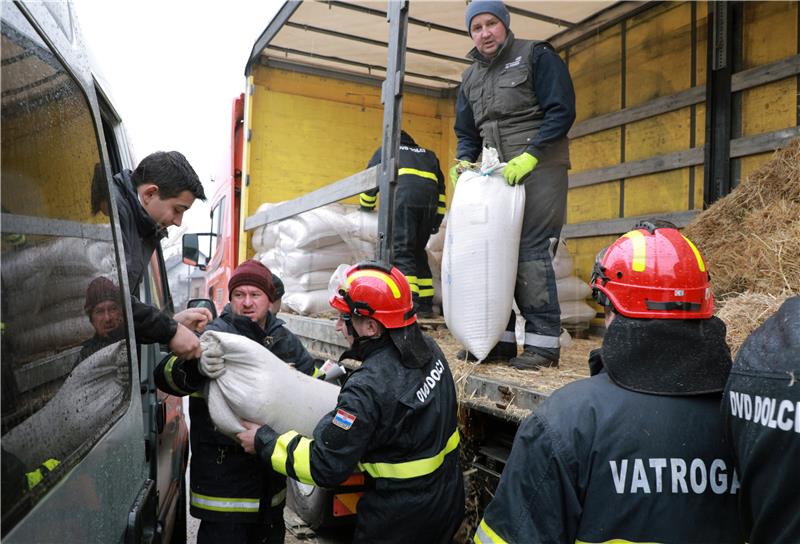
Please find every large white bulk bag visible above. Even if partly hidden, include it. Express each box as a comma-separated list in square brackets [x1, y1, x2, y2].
[202, 331, 339, 438]
[442, 169, 525, 361]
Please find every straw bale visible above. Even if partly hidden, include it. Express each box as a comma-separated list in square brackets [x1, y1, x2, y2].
[684, 138, 800, 297]
[716, 291, 793, 359]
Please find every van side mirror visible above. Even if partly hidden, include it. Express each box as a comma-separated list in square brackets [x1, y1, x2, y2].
[182, 233, 216, 270]
[187, 298, 217, 320]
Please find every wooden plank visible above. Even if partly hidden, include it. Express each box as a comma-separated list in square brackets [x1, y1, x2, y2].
[244, 166, 379, 230]
[562, 210, 699, 239]
[568, 147, 704, 188]
[462, 375, 549, 422]
[731, 54, 800, 93]
[730, 126, 800, 158]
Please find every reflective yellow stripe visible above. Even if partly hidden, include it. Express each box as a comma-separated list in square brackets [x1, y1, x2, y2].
[405, 275, 419, 285]
[681, 235, 706, 272]
[418, 288, 435, 298]
[437, 206, 446, 214]
[359, 193, 377, 202]
[575, 538, 658, 544]
[312, 366, 321, 378]
[359, 429, 459, 479]
[399, 167, 438, 182]
[623, 230, 647, 272]
[292, 437, 317, 485]
[163, 356, 191, 396]
[474, 518, 508, 543]
[438, 194, 446, 203]
[408, 283, 420, 294]
[272, 430, 299, 475]
[190, 491, 259, 512]
[25, 458, 60, 489]
[417, 278, 433, 287]
[347, 270, 401, 298]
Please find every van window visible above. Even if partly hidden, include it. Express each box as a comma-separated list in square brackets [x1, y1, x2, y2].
[1, 6, 132, 526]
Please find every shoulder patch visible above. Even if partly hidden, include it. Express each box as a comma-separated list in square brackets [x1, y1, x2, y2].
[332, 408, 357, 430]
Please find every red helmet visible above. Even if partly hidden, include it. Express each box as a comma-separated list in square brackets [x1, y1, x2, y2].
[591, 223, 713, 319]
[329, 261, 416, 329]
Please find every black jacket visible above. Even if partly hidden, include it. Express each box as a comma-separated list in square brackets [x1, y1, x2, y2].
[477, 316, 743, 544]
[154, 305, 319, 522]
[112, 171, 177, 344]
[360, 132, 446, 231]
[255, 333, 464, 543]
[723, 296, 800, 543]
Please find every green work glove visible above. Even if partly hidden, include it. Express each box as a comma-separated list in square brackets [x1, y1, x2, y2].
[502, 152, 538, 185]
[449, 159, 472, 187]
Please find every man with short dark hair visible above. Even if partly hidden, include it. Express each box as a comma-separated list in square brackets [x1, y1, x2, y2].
[453, 1, 576, 369]
[79, 276, 124, 360]
[111, 150, 210, 358]
[475, 224, 742, 543]
[155, 259, 318, 544]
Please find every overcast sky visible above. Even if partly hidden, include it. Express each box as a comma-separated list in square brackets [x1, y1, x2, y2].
[74, 0, 283, 247]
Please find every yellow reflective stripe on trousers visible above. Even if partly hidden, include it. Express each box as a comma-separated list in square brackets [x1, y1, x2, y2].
[272, 430, 299, 475]
[474, 518, 508, 544]
[292, 436, 317, 486]
[438, 194, 446, 214]
[190, 491, 259, 513]
[360, 193, 377, 203]
[164, 355, 191, 396]
[359, 429, 459, 479]
[417, 278, 434, 298]
[575, 539, 660, 544]
[399, 167, 438, 182]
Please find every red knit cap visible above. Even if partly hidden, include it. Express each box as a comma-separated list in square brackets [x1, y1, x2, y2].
[85, 277, 120, 314]
[228, 260, 277, 301]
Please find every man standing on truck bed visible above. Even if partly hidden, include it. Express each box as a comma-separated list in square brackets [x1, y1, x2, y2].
[237, 261, 465, 543]
[453, 0, 575, 369]
[111, 150, 211, 358]
[474, 223, 743, 543]
[155, 259, 319, 544]
[359, 131, 446, 318]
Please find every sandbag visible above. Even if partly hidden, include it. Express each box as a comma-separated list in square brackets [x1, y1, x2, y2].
[279, 204, 353, 251]
[556, 276, 592, 303]
[280, 243, 364, 276]
[560, 300, 598, 325]
[284, 270, 336, 292]
[2, 341, 129, 469]
[552, 238, 573, 280]
[201, 331, 339, 438]
[346, 208, 379, 244]
[442, 167, 525, 361]
[283, 289, 332, 316]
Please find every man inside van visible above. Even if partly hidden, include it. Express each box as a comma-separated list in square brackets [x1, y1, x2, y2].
[110, 151, 211, 358]
[79, 276, 125, 360]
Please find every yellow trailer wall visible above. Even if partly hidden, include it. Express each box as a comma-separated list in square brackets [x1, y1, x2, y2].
[242, 65, 455, 257]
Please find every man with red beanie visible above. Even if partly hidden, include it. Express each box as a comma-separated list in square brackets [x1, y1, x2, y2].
[155, 259, 319, 543]
[80, 276, 125, 360]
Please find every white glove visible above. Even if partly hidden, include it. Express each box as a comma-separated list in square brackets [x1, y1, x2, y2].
[199, 344, 226, 379]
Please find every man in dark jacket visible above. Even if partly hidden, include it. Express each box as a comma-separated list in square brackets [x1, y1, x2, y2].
[79, 276, 124, 360]
[237, 261, 464, 543]
[723, 296, 800, 543]
[155, 260, 318, 543]
[475, 224, 743, 543]
[359, 131, 445, 318]
[453, 1, 576, 368]
[111, 151, 210, 359]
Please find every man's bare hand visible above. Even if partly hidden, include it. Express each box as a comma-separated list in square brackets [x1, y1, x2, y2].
[169, 323, 202, 359]
[237, 420, 262, 455]
[174, 308, 212, 332]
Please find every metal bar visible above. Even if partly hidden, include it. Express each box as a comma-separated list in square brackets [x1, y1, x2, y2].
[376, 0, 409, 264]
[13, 347, 82, 393]
[283, 21, 470, 65]
[504, 5, 575, 29]
[1, 213, 113, 241]
[243, 166, 379, 230]
[320, 0, 465, 37]
[549, 1, 652, 51]
[561, 211, 700, 239]
[264, 45, 460, 86]
[245, 0, 302, 76]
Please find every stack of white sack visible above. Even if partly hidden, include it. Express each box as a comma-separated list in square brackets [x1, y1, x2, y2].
[251, 203, 374, 315]
[553, 239, 597, 328]
[2, 236, 116, 359]
[425, 214, 447, 311]
[201, 331, 339, 438]
[442, 148, 525, 361]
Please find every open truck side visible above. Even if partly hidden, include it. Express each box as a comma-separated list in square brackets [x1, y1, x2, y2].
[1, 3, 188, 541]
[188, 0, 799, 529]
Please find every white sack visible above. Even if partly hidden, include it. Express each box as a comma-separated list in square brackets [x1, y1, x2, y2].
[283, 270, 336, 292]
[442, 168, 525, 361]
[552, 238, 574, 280]
[283, 289, 332, 316]
[560, 300, 598, 325]
[201, 331, 339, 438]
[2, 341, 129, 469]
[277, 204, 352, 251]
[556, 276, 592, 303]
[346, 209, 379, 243]
[281, 243, 368, 276]
[425, 214, 447, 253]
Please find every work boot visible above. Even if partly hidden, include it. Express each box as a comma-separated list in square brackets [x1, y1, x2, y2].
[509, 348, 559, 370]
[456, 342, 517, 363]
[414, 302, 437, 319]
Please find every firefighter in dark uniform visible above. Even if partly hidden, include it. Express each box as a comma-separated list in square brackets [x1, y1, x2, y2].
[723, 296, 800, 543]
[453, 1, 576, 368]
[475, 223, 743, 544]
[154, 260, 319, 544]
[359, 131, 446, 318]
[237, 261, 465, 543]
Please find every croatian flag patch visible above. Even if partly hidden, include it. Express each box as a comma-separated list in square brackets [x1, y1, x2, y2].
[332, 409, 356, 430]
